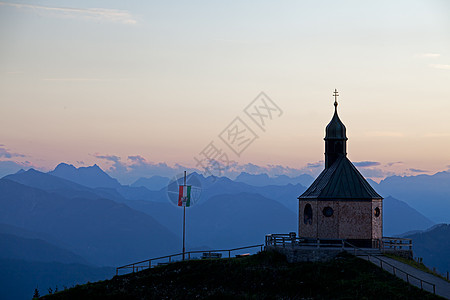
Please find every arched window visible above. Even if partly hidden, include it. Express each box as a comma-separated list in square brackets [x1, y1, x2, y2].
[304, 204, 313, 225]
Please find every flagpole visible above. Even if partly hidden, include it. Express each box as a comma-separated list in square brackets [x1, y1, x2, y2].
[182, 171, 186, 261]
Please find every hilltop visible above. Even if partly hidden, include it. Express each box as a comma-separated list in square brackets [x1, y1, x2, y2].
[40, 251, 439, 299]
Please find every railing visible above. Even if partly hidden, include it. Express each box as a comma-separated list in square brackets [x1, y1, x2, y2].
[266, 234, 413, 253]
[381, 237, 413, 251]
[265, 234, 346, 249]
[116, 244, 264, 276]
[343, 241, 435, 294]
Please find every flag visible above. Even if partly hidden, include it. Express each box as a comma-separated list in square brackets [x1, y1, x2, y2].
[178, 185, 191, 207]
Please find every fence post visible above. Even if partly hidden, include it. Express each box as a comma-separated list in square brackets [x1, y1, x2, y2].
[406, 274, 409, 283]
[433, 284, 436, 294]
[420, 280, 423, 290]
[228, 250, 231, 258]
[116, 268, 118, 276]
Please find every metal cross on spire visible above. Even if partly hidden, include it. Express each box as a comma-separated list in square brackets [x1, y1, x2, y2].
[333, 89, 339, 109]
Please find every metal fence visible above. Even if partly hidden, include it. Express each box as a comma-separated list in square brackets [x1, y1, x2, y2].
[344, 241, 435, 294]
[116, 244, 264, 276]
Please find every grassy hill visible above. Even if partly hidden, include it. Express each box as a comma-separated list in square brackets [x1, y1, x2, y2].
[40, 251, 440, 299]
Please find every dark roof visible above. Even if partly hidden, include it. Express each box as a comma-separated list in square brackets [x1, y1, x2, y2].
[325, 108, 347, 140]
[299, 156, 382, 200]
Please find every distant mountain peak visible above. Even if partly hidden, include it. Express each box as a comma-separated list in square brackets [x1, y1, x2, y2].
[55, 162, 76, 170]
[15, 169, 26, 174]
[49, 163, 121, 189]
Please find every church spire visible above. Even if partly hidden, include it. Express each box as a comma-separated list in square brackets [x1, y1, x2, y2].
[324, 89, 348, 169]
[333, 88, 339, 111]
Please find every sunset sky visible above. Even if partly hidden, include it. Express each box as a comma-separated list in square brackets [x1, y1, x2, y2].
[1, 0, 449, 183]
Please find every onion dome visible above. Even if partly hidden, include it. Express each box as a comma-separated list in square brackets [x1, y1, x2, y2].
[325, 92, 347, 141]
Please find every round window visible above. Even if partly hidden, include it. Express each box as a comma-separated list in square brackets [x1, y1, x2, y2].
[374, 207, 380, 217]
[323, 206, 334, 217]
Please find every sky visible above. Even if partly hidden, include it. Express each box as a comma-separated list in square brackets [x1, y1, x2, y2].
[0, 0, 449, 183]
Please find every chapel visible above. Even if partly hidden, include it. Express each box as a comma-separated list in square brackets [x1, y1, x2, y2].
[298, 90, 383, 248]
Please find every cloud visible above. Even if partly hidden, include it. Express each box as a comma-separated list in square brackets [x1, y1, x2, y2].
[94, 154, 121, 163]
[0, 2, 137, 24]
[220, 162, 324, 178]
[353, 161, 398, 179]
[231, 163, 268, 174]
[92, 154, 415, 185]
[429, 64, 450, 70]
[306, 161, 323, 168]
[128, 155, 147, 164]
[415, 53, 440, 58]
[386, 161, 403, 167]
[353, 161, 381, 168]
[127, 156, 187, 178]
[0, 146, 25, 158]
[93, 153, 190, 184]
[93, 153, 328, 184]
[408, 168, 428, 173]
[93, 153, 127, 174]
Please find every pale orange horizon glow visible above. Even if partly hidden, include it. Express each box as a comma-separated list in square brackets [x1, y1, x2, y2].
[1, 1, 449, 182]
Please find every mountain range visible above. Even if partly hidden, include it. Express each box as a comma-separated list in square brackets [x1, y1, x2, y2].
[405, 224, 450, 274]
[131, 175, 170, 191]
[383, 196, 434, 236]
[371, 171, 450, 223]
[49, 163, 121, 189]
[0, 163, 448, 299]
